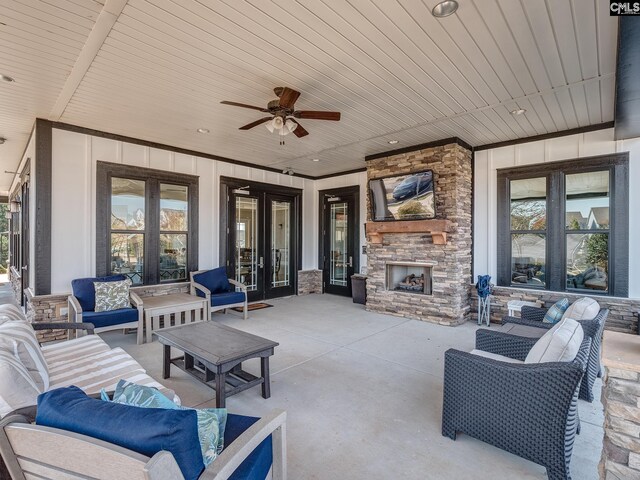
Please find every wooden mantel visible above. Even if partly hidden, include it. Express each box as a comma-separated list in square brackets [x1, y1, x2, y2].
[366, 219, 453, 245]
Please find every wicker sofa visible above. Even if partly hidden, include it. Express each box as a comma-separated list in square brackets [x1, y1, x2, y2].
[442, 327, 590, 480]
[501, 305, 608, 402]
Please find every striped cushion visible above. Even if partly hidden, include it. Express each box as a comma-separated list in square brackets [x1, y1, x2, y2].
[41, 335, 111, 366]
[48, 347, 165, 394]
[0, 321, 49, 391]
[0, 304, 26, 324]
[543, 298, 570, 324]
[0, 350, 41, 417]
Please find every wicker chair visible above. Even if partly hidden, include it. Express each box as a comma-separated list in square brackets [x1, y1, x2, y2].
[442, 334, 591, 480]
[501, 306, 608, 402]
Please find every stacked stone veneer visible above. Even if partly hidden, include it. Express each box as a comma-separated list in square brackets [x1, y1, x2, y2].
[365, 142, 473, 326]
[24, 282, 190, 342]
[599, 332, 640, 479]
[298, 270, 322, 295]
[469, 286, 640, 333]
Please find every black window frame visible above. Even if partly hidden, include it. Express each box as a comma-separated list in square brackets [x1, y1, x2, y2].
[497, 153, 629, 297]
[96, 161, 198, 285]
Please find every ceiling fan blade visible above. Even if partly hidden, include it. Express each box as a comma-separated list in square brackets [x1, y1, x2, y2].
[293, 111, 341, 121]
[239, 117, 273, 130]
[278, 87, 301, 109]
[290, 120, 309, 138]
[220, 101, 269, 112]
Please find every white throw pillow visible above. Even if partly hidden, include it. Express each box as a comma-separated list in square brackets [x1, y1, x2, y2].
[0, 350, 42, 418]
[0, 321, 50, 390]
[525, 318, 584, 364]
[561, 297, 600, 322]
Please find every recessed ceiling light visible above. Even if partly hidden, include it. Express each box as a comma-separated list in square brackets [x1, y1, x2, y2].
[197, 128, 210, 134]
[510, 108, 526, 115]
[432, 0, 458, 18]
[0, 74, 14, 83]
[312, 158, 320, 162]
[388, 140, 399, 145]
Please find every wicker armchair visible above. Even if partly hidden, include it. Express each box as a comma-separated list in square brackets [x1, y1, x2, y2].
[442, 334, 591, 480]
[502, 306, 608, 402]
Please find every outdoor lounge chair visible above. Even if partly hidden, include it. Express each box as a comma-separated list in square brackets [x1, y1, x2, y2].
[500, 305, 608, 402]
[442, 328, 590, 480]
[68, 275, 144, 343]
[190, 268, 248, 320]
[0, 408, 286, 480]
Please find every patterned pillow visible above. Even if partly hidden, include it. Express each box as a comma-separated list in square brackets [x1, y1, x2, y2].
[543, 298, 570, 324]
[101, 380, 227, 466]
[94, 279, 131, 312]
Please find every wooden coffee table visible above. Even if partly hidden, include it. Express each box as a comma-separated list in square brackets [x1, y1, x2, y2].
[153, 322, 279, 407]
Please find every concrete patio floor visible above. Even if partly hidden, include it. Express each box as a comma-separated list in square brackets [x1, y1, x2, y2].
[101, 293, 603, 480]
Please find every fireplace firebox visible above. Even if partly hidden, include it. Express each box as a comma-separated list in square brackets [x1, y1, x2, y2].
[385, 262, 433, 295]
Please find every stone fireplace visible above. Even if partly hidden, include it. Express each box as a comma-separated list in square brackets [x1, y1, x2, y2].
[365, 139, 472, 326]
[386, 262, 433, 295]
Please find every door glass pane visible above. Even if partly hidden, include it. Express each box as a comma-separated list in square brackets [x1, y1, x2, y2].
[565, 171, 609, 230]
[330, 202, 348, 287]
[271, 201, 290, 288]
[236, 197, 258, 291]
[511, 234, 545, 287]
[566, 233, 608, 292]
[111, 178, 145, 230]
[111, 233, 144, 285]
[510, 178, 546, 230]
[160, 234, 187, 282]
[160, 184, 188, 231]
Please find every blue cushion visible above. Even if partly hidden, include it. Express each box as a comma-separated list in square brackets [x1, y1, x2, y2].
[225, 414, 272, 480]
[71, 275, 127, 312]
[211, 291, 246, 307]
[82, 308, 138, 329]
[36, 387, 204, 480]
[193, 267, 231, 295]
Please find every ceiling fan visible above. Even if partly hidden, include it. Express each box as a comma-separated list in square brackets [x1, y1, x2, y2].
[220, 87, 340, 143]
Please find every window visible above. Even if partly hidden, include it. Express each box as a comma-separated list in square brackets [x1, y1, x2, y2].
[97, 162, 198, 285]
[497, 154, 628, 296]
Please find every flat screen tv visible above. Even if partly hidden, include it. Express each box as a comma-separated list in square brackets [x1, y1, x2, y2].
[369, 170, 435, 221]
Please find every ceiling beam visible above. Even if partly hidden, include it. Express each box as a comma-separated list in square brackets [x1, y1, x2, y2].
[48, 0, 129, 121]
[615, 17, 640, 140]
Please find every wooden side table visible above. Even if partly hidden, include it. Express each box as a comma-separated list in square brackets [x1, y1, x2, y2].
[141, 293, 208, 343]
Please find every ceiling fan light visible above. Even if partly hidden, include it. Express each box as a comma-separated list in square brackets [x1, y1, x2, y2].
[272, 116, 284, 130]
[265, 122, 275, 133]
[285, 119, 297, 133]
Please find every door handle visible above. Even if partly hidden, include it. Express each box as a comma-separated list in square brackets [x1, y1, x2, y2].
[258, 256, 264, 268]
[347, 256, 353, 268]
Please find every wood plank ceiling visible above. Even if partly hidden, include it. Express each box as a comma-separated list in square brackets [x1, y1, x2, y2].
[0, 0, 618, 190]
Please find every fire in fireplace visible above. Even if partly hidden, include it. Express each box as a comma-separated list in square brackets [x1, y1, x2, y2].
[385, 262, 433, 295]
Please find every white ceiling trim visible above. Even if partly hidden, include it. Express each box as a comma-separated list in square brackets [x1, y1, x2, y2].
[48, 0, 129, 120]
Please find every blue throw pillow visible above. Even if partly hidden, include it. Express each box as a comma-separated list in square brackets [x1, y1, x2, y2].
[102, 380, 227, 466]
[36, 386, 204, 480]
[193, 267, 231, 295]
[543, 298, 570, 324]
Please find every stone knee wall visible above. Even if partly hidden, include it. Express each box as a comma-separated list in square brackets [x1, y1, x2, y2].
[25, 282, 191, 342]
[298, 269, 322, 295]
[469, 286, 640, 333]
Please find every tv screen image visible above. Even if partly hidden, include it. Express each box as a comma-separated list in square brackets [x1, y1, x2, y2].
[369, 171, 435, 221]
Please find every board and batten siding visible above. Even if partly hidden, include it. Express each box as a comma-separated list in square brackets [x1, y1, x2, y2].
[474, 127, 640, 298]
[50, 128, 315, 294]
